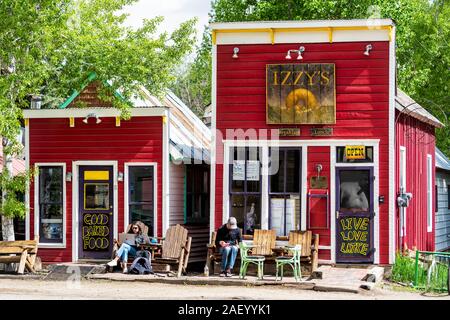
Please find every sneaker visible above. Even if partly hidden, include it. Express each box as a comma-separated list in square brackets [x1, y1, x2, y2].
[106, 260, 117, 267]
[219, 271, 226, 277]
[226, 271, 232, 277]
[123, 267, 128, 274]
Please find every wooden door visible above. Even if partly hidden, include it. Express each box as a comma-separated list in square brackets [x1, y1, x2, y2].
[78, 166, 114, 259]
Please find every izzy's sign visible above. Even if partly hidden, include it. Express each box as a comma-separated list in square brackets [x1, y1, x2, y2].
[266, 63, 336, 124]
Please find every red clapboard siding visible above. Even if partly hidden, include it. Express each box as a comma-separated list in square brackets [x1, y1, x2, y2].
[29, 116, 163, 263]
[395, 111, 436, 252]
[214, 41, 391, 264]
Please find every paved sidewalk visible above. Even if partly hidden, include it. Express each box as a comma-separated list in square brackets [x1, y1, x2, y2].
[85, 264, 373, 294]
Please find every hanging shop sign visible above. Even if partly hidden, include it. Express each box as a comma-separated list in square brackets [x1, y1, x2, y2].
[266, 63, 336, 124]
[345, 145, 366, 160]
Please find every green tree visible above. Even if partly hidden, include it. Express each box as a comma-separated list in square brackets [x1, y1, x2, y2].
[0, 0, 196, 240]
[178, 0, 449, 154]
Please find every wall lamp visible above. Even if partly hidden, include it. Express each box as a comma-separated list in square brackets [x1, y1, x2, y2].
[364, 44, 373, 56]
[285, 46, 305, 60]
[83, 113, 102, 124]
[65, 172, 72, 182]
[118, 172, 124, 181]
[232, 47, 239, 59]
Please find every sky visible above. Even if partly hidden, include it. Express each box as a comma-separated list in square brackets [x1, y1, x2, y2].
[121, 0, 212, 45]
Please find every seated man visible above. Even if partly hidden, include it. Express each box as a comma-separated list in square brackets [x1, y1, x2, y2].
[215, 217, 242, 277]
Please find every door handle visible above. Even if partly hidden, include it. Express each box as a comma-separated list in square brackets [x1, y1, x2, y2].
[336, 211, 340, 219]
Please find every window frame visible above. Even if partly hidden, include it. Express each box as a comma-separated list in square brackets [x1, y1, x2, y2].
[184, 164, 210, 225]
[448, 184, 450, 210]
[268, 147, 302, 236]
[34, 163, 66, 248]
[229, 146, 263, 235]
[427, 154, 433, 232]
[124, 163, 157, 237]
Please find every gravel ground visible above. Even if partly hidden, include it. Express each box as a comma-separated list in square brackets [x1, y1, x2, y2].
[0, 278, 448, 300]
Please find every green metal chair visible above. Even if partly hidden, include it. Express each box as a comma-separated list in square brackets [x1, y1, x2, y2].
[239, 242, 265, 280]
[275, 245, 302, 282]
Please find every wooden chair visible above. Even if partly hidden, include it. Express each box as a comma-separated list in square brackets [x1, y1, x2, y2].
[251, 229, 276, 256]
[153, 224, 192, 277]
[0, 236, 39, 274]
[288, 230, 319, 272]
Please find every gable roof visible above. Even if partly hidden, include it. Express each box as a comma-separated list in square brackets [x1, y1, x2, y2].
[436, 148, 450, 172]
[50, 74, 210, 162]
[395, 89, 444, 128]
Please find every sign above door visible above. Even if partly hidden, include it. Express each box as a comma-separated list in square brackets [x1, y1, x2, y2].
[266, 63, 336, 125]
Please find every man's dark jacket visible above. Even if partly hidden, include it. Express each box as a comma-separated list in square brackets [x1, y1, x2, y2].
[215, 224, 242, 248]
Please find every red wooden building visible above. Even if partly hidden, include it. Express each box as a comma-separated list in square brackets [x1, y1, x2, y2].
[23, 75, 211, 263]
[209, 19, 443, 265]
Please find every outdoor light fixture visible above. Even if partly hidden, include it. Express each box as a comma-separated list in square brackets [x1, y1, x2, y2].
[83, 113, 102, 124]
[364, 44, 373, 56]
[232, 47, 239, 59]
[118, 172, 124, 181]
[65, 172, 72, 182]
[285, 46, 305, 60]
[30, 95, 42, 109]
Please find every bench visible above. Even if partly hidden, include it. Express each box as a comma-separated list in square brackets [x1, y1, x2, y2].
[206, 230, 319, 275]
[0, 236, 39, 274]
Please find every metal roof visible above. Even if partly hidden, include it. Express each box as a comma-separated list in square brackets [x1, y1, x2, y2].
[125, 86, 211, 162]
[436, 148, 450, 171]
[395, 89, 444, 128]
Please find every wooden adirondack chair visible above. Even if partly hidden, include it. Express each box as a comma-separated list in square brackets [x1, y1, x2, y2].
[153, 224, 192, 277]
[288, 230, 319, 272]
[251, 229, 276, 256]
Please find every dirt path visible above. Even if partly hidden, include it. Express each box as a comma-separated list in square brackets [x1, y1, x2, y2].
[0, 279, 448, 300]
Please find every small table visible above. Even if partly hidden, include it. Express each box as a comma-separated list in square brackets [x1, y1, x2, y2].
[139, 243, 162, 260]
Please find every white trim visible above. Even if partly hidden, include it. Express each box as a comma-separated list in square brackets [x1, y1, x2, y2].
[162, 110, 170, 235]
[223, 139, 380, 147]
[72, 160, 118, 262]
[261, 145, 269, 229]
[388, 25, 396, 264]
[330, 147, 336, 263]
[209, 43, 217, 237]
[318, 245, 331, 250]
[23, 107, 167, 119]
[331, 145, 379, 264]
[301, 147, 308, 231]
[24, 123, 30, 240]
[399, 146, 407, 238]
[210, 19, 395, 30]
[222, 140, 379, 263]
[124, 163, 158, 237]
[34, 163, 67, 248]
[427, 154, 433, 233]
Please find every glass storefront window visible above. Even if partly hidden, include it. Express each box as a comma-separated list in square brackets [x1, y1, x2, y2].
[128, 166, 154, 235]
[38, 166, 64, 243]
[269, 148, 302, 236]
[229, 147, 262, 235]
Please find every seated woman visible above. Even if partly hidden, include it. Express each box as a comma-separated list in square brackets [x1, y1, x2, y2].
[107, 221, 150, 273]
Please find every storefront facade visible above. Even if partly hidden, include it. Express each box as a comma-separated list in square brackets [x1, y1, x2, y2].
[210, 19, 398, 264]
[23, 78, 211, 263]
